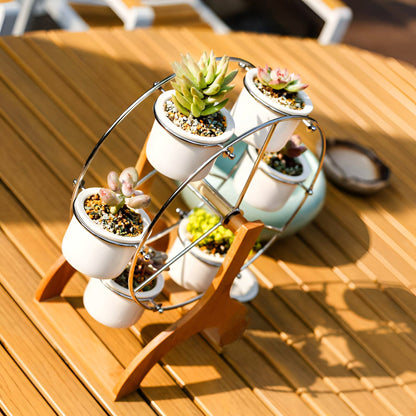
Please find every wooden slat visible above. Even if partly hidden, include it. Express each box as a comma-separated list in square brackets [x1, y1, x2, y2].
[252, 256, 416, 415]
[48, 29, 153, 133]
[298, 219, 416, 349]
[26, 31, 148, 143]
[0, 183, 202, 416]
[69, 3, 123, 28]
[251, 283, 416, 416]
[1, 32, 176, 217]
[303, 40, 416, 137]
[323, 191, 416, 288]
[107, 0, 211, 28]
[0, 78, 94, 186]
[223, 338, 319, 416]
[336, 44, 416, 115]
[245, 309, 357, 416]
[0, 118, 70, 243]
[70, 298, 204, 416]
[253, 247, 416, 396]
[277, 238, 416, 387]
[0, 347, 56, 416]
[355, 47, 416, 100]
[1, 36, 137, 166]
[0, 181, 59, 275]
[383, 58, 416, 95]
[117, 0, 142, 7]
[0, 43, 114, 183]
[152, 4, 211, 29]
[1, 27, 416, 416]
[0, 285, 107, 416]
[310, 205, 416, 319]
[0, 229, 156, 415]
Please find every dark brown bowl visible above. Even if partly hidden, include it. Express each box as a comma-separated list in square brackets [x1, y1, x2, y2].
[317, 138, 390, 195]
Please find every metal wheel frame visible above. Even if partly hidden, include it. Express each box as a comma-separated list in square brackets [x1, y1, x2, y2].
[67, 57, 326, 311]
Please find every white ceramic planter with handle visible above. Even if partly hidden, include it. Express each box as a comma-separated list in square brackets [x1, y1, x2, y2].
[167, 217, 259, 302]
[146, 90, 235, 182]
[232, 68, 313, 152]
[83, 274, 164, 328]
[167, 218, 221, 293]
[233, 145, 311, 212]
[61, 187, 151, 280]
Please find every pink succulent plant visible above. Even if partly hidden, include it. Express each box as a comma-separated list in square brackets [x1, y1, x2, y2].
[281, 134, 307, 158]
[99, 167, 151, 214]
[257, 66, 308, 92]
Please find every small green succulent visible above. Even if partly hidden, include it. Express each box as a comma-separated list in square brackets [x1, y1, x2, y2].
[171, 51, 238, 118]
[186, 208, 234, 255]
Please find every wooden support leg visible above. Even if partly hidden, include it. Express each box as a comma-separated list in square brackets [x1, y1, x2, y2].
[135, 138, 155, 195]
[35, 255, 76, 301]
[203, 297, 248, 347]
[113, 218, 263, 400]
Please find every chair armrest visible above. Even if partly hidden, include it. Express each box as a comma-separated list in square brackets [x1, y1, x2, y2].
[301, 0, 353, 44]
[102, 0, 155, 29]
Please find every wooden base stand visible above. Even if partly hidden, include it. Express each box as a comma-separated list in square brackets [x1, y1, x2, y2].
[36, 216, 262, 400]
[35, 138, 264, 400]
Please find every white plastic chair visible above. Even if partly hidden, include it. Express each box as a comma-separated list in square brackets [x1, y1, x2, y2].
[301, 0, 353, 44]
[0, 1, 19, 34]
[0, 0, 155, 35]
[0, 0, 352, 44]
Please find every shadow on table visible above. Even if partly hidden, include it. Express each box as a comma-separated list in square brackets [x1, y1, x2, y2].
[137, 282, 416, 404]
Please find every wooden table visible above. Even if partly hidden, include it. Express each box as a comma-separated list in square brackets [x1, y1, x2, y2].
[1, 26, 416, 416]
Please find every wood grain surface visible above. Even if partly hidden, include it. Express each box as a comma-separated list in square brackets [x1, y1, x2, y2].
[1, 26, 416, 415]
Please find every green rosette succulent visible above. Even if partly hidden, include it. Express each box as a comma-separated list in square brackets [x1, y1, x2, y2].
[171, 51, 238, 118]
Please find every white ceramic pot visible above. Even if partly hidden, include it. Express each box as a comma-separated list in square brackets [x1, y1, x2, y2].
[230, 268, 259, 303]
[146, 90, 235, 182]
[168, 218, 260, 302]
[62, 187, 151, 279]
[232, 68, 313, 152]
[83, 274, 164, 328]
[167, 218, 224, 293]
[233, 145, 311, 212]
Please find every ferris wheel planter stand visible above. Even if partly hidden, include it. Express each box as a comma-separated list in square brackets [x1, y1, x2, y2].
[34, 54, 326, 401]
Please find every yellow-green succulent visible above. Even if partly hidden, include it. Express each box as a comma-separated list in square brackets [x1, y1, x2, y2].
[171, 51, 237, 118]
